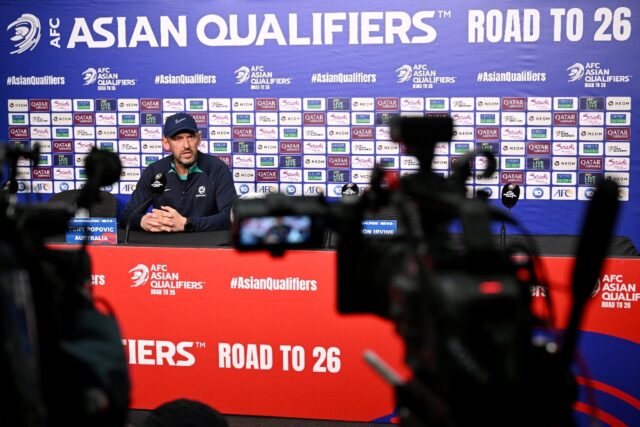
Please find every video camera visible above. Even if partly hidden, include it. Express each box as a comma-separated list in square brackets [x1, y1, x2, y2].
[0, 143, 129, 427]
[232, 116, 620, 426]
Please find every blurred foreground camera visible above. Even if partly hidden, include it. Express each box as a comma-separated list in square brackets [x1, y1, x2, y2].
[232, 116, 619, 427]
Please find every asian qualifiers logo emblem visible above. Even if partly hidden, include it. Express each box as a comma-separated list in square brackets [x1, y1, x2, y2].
[567, 63, 585, 82]
[129, 264, 150, 287]
[82, 67, 98, 85]
[234, 66, 251, 84]
[395, 64, 413, 83]
[7, 13, 41, 54]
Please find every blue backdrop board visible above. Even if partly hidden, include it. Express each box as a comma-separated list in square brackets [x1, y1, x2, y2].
[1, 1, 638, 245]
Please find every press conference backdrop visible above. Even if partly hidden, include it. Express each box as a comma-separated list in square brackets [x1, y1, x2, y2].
[1, 0, 638, 248]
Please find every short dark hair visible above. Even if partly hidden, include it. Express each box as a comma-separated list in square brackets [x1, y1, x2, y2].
[143, 399, 228, 427]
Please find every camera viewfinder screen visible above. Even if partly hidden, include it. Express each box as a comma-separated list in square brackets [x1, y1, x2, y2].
[239, 215, 313, 247]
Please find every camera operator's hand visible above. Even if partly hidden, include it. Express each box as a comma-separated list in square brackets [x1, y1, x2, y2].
[140, 206, 187, 232]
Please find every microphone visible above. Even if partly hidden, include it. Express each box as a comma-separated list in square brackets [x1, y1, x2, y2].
[499, 184, 520, 248]
[559, 179, 620, 370]
[123, 172, 166, 245]
[77, 148, 122, 210]
[341, 183, 359, 197]
[500, 183, 520, 209]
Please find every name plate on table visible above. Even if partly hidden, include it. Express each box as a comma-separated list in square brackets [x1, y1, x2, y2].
[361, 219, 397, 236]
[66, 217, 117, 245]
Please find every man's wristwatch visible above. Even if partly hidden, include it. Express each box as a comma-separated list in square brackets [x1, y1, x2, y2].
[184, 217, 195, 233]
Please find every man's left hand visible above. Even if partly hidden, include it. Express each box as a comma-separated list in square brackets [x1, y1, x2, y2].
[153, 205, 187, 232]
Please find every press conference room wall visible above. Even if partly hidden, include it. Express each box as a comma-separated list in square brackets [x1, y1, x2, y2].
[1, 0, 639, 249]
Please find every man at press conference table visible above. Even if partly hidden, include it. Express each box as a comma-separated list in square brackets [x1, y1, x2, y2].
[120, 112, 237, 234]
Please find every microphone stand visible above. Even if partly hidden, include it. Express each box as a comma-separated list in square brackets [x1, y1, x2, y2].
[123, 196, 154, 245]
[499, 208, 510, 249]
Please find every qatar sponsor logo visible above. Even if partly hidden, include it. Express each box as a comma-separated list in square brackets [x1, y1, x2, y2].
[526, 171, 551, 185]
[327, 155, 350, 168]
[303, 112, 326, 125]
[526, 142, 551, 155]
[553, 157, 577, 171]
[279, 141, 302, 154]
[605, 142, 630, 156]
[256, 169, 278, 182]
[73, 113, 95, 125]
[500, 171, 524, 185]
[352, 127, 374, 140]
[400, 97, 424, 111]
[29, 99, 50, 111]
[233, 169, 255, 182]
[52, 140, 73, 152]
[32, 167, 52, 180]
[501, 97, 526, 111]
[475, 127, 499, 141]
[579, 112, 604, 126]
[140, 99, 162, 111]
[118, 127, 139, 139]
[9, 126, 29, 139]
[255, 98, 278, 111]
[232, 126, 255, 140]
[579, 157, 603, 170]
[605, 127, 630, 141]
[375, 97, 398, 111]
[553, 112, 578, 126]
[605, 158, 629, 171]
[278, 98, 301, 111]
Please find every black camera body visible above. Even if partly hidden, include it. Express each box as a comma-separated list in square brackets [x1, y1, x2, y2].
[231, 116, 618, 426]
